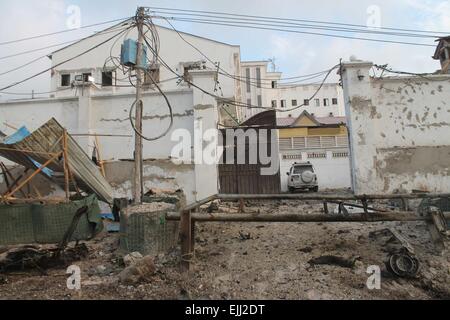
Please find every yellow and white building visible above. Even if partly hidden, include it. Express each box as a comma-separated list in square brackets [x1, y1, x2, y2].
[278, 111, 351, 191]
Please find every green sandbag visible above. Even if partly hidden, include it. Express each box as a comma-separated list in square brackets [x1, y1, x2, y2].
[0, 194, 103, 245]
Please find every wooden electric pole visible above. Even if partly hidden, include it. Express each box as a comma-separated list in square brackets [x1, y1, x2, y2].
[133, 7, 145, 204]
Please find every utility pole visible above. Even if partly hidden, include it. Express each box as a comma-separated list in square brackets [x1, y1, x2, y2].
[133, 7, 145, 204]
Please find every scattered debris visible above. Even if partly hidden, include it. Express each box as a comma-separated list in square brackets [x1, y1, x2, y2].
[308, 255, 358, 269]
[238, 231, 252, 241]
[123, 252, 144, 267]
[207, 201, 219, 213]
[298, 246, 313, 253]
[0, 197, 448, 299]
[369, 227, 416, 255]
[0, 274, 8, 285]
[118, 256, 156, 285]
[0, 243, 88, 273]
[386, 253, 420, 278]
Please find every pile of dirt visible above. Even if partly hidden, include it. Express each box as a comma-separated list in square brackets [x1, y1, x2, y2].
[0, 198, 448, 300]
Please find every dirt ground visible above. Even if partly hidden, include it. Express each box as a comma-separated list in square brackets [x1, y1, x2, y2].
[0, 197, 449, 300]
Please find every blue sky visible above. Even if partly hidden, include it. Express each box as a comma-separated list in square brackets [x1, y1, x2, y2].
[0, 0, 449, 97]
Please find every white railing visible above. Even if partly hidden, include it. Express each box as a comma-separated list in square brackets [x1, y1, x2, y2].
[279, 135, 349, 150]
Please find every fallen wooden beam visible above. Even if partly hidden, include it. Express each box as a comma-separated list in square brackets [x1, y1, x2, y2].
[0, 197, 68, 204]
[167, 211, 450, 223]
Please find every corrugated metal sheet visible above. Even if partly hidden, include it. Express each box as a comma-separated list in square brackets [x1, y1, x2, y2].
[0, 118, 114, 203]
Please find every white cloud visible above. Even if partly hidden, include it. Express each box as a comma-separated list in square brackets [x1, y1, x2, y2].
[403, 0, 450, 31]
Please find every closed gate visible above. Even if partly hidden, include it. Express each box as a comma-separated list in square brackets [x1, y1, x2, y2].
[218, 127, 281, 194]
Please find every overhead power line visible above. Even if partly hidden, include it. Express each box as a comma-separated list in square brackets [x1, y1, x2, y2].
[0, 22, 133, 78]
[146, 6, 450, 35]
[0, 55, 48, 76]
[160, 16, 335, 91]
[143, 23, 340, 112]
[0, 17, 132, 46]
[150, 9, 441, 39]
[154, 16, 436, 47]
[0, 27, 132, 92]
[0, 22, 132, 61]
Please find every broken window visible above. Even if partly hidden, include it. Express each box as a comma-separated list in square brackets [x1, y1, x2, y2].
[61, 74, 70, 87]
[292, 99, 297, 106]
[315, 99, 320, 107]
[323, 98, 329, 106]
[101, 71, 114, 87]
[271, 100, 277, 108]
[332, 98, 338, 105]
[304, 99, 309, 106]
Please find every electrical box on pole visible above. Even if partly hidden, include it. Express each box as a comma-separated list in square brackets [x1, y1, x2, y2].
[120, 39, 148, 68]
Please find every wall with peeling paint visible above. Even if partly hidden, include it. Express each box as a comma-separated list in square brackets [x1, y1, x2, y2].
[0, 71, 220, 205]
[341, 61, 450, 195]
[49, 25, 241, 103]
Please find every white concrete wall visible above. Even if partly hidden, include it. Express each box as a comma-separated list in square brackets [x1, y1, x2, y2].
[0, 71, 220, 204]
[90, 89, 194, 161]
[279, 150, 351, 191]
[50, 24, 241, 102]
[341, 60, 450, 194]
[0, 97, 79, 134]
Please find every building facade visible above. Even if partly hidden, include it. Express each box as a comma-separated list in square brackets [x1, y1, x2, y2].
[277, 111, 351, 191]
[239, 61, 345, 122]
[271, 82, 345, 118]
[48, 21, 244, 127]
[239, 60, 281, 121]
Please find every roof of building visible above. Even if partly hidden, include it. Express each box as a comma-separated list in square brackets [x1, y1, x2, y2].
[48, 20, 239, 58]
[433, 36, 450, 60]
[241, 60, 270, 64]
[239, 110, 277, 127]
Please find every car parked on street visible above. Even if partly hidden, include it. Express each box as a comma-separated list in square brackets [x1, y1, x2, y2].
[287, 162, 319, 192]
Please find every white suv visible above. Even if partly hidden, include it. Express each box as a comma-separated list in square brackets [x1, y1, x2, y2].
[287, 162, 319, 192]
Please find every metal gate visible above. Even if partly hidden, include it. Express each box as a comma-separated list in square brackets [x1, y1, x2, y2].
[218, 112, 281, 194]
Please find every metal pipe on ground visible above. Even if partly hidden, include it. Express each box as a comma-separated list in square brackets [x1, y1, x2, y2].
[166, 211, 450, 223]
[216, 193, 450, 201]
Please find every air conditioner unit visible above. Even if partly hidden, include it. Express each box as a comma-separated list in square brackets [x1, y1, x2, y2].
[73, 74, 94, 85]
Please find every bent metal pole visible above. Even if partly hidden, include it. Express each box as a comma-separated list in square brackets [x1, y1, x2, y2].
[166, 211, 450, 223]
